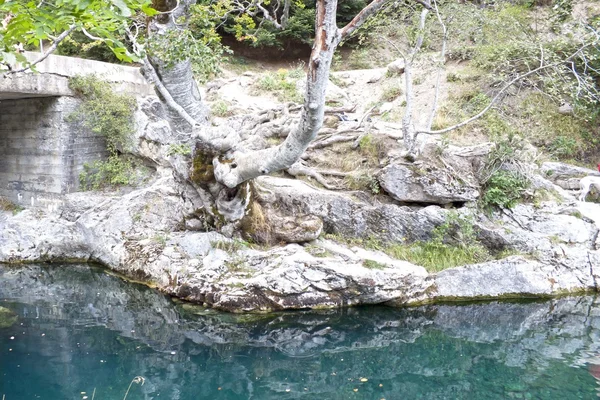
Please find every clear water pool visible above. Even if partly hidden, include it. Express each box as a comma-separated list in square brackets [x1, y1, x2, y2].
[1, 264, 599, 399]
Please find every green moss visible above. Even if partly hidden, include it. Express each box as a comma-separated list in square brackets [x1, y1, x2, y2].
[191, 152, 215, 184]
[0, 306, 17, 328]
[363, 260, 386, 270]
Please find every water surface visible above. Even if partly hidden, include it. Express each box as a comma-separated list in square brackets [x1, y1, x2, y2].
[1, 264, 599, 399]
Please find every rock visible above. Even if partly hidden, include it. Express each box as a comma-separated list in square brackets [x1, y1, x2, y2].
[378, 163, 480, 205]
[0, 306, 17, 328]
[254, 176, 446, 242]
[268, 214, 323, 243]
[367, 71, 384, 83]
[558, 102, 574, 115]
[386, 59, 406, 76]
[432, 254, 598, 300]
[540, 162, 600, 190]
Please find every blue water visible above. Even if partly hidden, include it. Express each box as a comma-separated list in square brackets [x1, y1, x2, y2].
[1, 264, 599, 399]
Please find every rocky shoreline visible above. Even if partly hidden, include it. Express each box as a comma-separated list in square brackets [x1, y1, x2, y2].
[1, 95, 599, 313]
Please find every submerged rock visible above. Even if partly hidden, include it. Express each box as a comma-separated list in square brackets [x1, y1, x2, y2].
[0, 306, 17, 328]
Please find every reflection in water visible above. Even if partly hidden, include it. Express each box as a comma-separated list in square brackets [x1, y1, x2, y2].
[0, 264, 599, 399]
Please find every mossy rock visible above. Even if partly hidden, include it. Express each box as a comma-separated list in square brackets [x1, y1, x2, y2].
[0, 306, 17, 329]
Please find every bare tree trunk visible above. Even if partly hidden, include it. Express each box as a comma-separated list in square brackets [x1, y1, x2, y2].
[148, 0, 209, 128]
[402, 6, 428, 157]
[213, 0, 341, 188]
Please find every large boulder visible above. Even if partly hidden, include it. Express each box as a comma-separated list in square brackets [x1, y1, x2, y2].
[540, 161, 600, 190]
[254, 176, 447, 242]
[378, 163, 480, 205]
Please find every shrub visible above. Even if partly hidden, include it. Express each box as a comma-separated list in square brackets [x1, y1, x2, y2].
[79, 157, 138, 191]
[482, 170, 530, 209]
[68, 75, 137, 154]
[380, 84, 402, 102]
[253, 67, 303, 103]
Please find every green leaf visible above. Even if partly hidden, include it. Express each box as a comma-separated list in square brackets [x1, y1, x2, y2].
[141, 4, 158, 16]
[111, 0, 132, 17]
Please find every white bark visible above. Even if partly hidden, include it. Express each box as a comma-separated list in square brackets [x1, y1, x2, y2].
[148, 0, 209, 127]
[214, 0, 342, 188]
[212, 0, 392, 188]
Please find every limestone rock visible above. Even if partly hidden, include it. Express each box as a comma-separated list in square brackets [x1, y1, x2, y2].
[540, 162, 600, 190]
[386, 59, 406, 76]
[254, 176, 446, 242]
[432, 253, 598, 300]
[378, 163, 480, 205]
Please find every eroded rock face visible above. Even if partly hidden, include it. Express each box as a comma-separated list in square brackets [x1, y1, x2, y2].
[378, 163, 480, 205]
[541, 161, 600, 190]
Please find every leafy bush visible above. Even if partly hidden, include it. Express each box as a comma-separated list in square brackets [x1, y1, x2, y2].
[147, 4, 228, 82]
[68, 75, 137, 154]
[79, 158, 138, 190]
[482, 170, 530, 209]
[69, 75, 141, 190]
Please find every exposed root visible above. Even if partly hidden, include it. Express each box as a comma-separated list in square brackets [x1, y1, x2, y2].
[324, 104, 357, 114]
[310, 133, 361, 149]
[286, 161, 348, 190]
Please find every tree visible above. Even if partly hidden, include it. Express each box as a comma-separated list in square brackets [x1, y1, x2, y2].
[0, 0, 397, 223]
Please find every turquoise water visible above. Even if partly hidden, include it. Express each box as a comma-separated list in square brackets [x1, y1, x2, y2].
[1, 264, 600, 399]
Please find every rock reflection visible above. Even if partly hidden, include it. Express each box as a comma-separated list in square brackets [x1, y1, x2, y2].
[0, 263, 598, 399]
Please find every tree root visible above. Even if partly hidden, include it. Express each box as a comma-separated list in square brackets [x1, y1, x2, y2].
[286, 161, 350, 190]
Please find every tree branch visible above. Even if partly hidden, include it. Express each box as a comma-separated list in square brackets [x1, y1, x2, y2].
[339, 0, 389, 41]
[2, 25, 76, 77]
[416, 44, 593, 135]
[141, 56, 199, 128]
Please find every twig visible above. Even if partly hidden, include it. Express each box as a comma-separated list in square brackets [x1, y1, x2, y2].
[123, 376, 145, 400]
[425, 0, 446, 131]
[91, 388, 96, 400]
[309, 134, 359, 149]
[1, 25, 76, 77]
[416, 43, 594, 135]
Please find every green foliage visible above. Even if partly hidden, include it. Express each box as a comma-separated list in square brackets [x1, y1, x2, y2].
[68, 75, 136, 154]
[344, 171, 380, 194]
[363, 260, 386, 270]
[57, 31, 121, 63]
[146, 4, 228, 82]
[0, 196, 23, 214]
[482, 170, 530, 210]
[210, 99, 234, 117]
[253, 67, 303, 103]
[0, 0, 154, 69]
[166, 143, 192, 157]
[69, 75, 141, 191]
[79, 157, 138, 190]
[327, 213, 491, 273]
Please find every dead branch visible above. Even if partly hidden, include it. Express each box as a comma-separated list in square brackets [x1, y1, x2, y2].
[417, 43, 596, 135]
[324, 104, 357, 114]
[309, 133, 360, 149]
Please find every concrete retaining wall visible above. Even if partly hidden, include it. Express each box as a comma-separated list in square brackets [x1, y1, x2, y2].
[0, 97, 108, 210]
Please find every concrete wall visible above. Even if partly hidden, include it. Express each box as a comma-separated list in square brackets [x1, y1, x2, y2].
[0, 96, 108, 210]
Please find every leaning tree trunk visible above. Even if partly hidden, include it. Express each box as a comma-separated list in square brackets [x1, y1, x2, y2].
[212, 0, 390, 188]
[148, 0, 209, 128]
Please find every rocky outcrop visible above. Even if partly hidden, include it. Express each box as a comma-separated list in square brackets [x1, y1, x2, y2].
[541, 161, 600, 190]
[378, 163, 480, 204]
